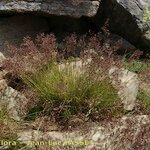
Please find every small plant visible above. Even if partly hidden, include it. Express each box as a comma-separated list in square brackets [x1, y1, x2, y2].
[138, 90, 150, 113]
[122, 49, 149, 73]
[124, 60, 150, 73]
[143, 8, 150, 22]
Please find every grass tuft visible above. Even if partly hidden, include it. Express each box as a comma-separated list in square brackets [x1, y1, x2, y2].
[23, 61, 119, 121]
[3, 33, 123, 123]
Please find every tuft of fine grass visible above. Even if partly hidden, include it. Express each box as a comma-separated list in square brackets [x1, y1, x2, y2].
[22, 61, 119, 122]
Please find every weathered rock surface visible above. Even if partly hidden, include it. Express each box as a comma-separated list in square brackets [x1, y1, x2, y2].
[0, 52, 28, 121]
[109, 67, 139, 111]
[0, 0, 100, 18]
[0, 85, 28, 121]
[0, 0, 149, 51]
[103, 0, 150, 49]
[18, 115, 150, 150]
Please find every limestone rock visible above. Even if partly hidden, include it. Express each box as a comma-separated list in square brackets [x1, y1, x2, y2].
[109, 67, 139, 111]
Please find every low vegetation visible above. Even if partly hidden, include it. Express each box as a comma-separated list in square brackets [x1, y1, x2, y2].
[24, 62, 119, 122]
[0, 108, 18, 141]
[3, 33, 124, 124]
[1, 31, 150, 150]
[138, 90, 150, 113]
[124, 60, 150, 73]
[0, 108, 26, 150]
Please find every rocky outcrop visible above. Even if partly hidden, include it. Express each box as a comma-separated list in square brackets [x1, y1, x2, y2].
[102, 0, 150, 49]
[0, 0, 149, 51]
[17, 115, 150, 150]
[0, 0, 100, 18]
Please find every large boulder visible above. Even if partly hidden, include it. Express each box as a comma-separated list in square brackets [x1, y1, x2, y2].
[0, 0, 100, 18]
[0, 0, 100, 53]
[0, 0, 149, 51]
[102, 0, 150, 50]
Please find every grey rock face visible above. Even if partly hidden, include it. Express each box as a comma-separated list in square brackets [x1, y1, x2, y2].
[0, 0, 100, 18]
[0, 85, 28, 121]
[109, 67, 139, 111]
[0, 0, 149, 51]
[103, 0, 150, 49]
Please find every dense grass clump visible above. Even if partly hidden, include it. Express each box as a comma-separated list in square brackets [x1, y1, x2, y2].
[22, 61, 119, 121]
[3, 33, 123, 123]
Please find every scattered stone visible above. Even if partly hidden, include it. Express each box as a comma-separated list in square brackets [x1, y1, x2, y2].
[109, 67, 139, 111]
[0, 86, 29, 121]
